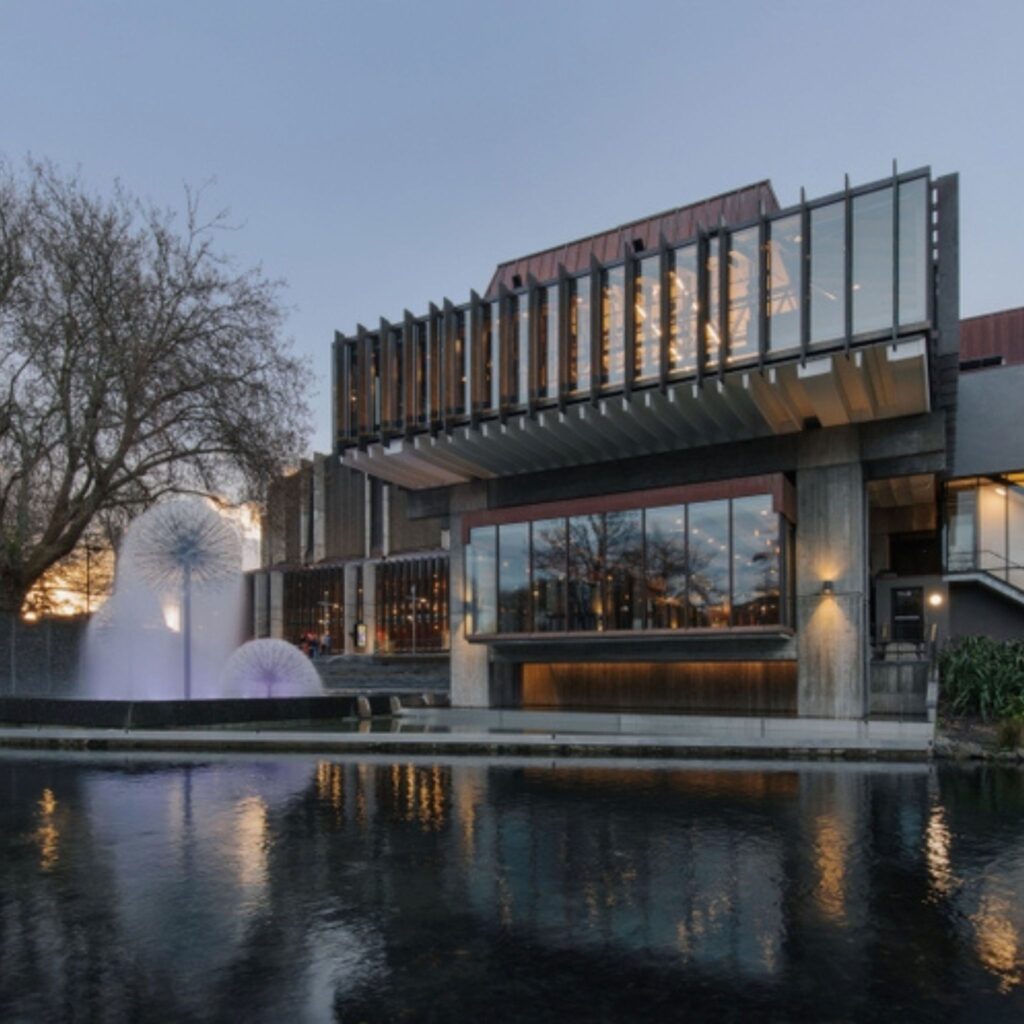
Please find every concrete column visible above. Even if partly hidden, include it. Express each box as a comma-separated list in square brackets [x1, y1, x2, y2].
[268, 570, 285, 640]
[252, 571, 269, 638]
[362, 562, 377, 655]
[343, 563, 358, 655]
[312, 455, 327, 563]
[795, 457, 868, 718]
[449, 483, 490, 708]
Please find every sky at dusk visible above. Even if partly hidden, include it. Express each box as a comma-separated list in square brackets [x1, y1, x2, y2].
[2, 0, 1021, 453]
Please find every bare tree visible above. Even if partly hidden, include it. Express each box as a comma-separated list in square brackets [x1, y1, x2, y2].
[0, 160, 311, 613]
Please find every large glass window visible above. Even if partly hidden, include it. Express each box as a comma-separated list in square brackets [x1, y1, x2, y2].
[466, 489, 791, 637]
[728, 227, 759, 363]
[1010, 483, 1024, 592]
[378, 557, 449, 653]
[852, 187, 893, 335]
[283, 568, 344, 647]
[467, 526, 496, 634]
[485, 301, 500, 412]
[461, 309, 472, 414]
[372, 336, 383, 433]
[415, 322, 428, 424]
[568, 514, 604, 631]
[731, 495, 780, 626]
[516, 294, 530, 404]
[767, 214, 802, 353]
[569, 275, 592, 392]
[498, 522, 530, 632]
[392, 328, 405, 427]
[634, 255, 661, 380]
[451, 311, 468, 416]
[944, 476, 1024, 590]
[345, 342, 359, 439]
[644, 505, 688, 628]
[978, 482, 1005, 576]
[605, 510, 643, 630]
[537, 286, 559, 400]
[669, 245, 698, 374]
[601, 266, 625, 387]
[945, 482, 976, 573]
[898, 178, 928, 325]
[810, 201, 846, 344]
[532, 517, 567, 631]
[705, 236, 722, 371]
[688, 499, 730, 628]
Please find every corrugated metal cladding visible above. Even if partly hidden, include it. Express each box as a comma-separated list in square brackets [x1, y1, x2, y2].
[485, 181, 779, 298]
[960, 306, 1024, 366]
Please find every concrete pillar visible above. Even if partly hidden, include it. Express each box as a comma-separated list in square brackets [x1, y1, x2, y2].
[252, 571, 269, 638]
[312, 455, 327, 563]
[362, 562, 377, 655]
[449, 483, 490, 708]
[268, 570, 285, 640]
[343, 563, 358, 655]
[796, 457, 868, 718]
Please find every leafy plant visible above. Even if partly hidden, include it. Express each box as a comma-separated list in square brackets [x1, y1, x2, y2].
[939, 636, 1024, 721]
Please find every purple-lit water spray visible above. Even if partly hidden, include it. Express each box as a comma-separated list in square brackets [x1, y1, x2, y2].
[134, 501, 239, 700]
[221, 639, 323, 698]
[80, 498, 324, 701]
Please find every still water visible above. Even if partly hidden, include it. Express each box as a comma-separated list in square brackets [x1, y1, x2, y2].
[1, 754, 1022, 1023]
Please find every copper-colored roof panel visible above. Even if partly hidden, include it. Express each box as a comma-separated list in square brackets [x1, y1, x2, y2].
[485, 180, 779, 296]
[961, 307, 1024, 366]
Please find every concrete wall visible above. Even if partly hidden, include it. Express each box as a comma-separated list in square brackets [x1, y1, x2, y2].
[948, 580, 1024, 641]
[268, 571, 284, 639]
[795, 438, 868, 718]
[954, 364, 1024, 477]
[448, 484, 490, 708]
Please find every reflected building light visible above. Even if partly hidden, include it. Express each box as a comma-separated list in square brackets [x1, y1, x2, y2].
[972, 894, 1022, 993]
[813, 815, 848, 924]
[35, 787, 60, 872]
[925, 805, 954, 897]
[233, 795, 269, 892]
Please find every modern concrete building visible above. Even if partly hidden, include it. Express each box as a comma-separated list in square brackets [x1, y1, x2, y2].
[261, 165, 1024, 719]
[251, 453, 450, 657]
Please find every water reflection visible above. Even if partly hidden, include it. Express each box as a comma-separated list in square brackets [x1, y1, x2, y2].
[1, 756, 1023, 1022]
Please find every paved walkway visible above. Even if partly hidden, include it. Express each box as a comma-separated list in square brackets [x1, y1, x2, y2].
[0, 707, 934, 759]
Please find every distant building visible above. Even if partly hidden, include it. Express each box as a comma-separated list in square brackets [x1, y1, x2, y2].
[256, 166, 1024, 718]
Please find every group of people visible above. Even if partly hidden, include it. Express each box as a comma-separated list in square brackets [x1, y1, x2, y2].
[297, 630, 332, 659]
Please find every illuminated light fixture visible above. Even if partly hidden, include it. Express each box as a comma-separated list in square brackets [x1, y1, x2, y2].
[995, 486, 1007, 497]
[821, 580, 835, 596]
[928, 592, 944, 608]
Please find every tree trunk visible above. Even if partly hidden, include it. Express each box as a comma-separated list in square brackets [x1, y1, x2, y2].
[0, 572, 27, 615]
[0, 574, 27, 696]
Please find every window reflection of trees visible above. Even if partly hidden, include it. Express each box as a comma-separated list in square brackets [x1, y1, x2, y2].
[471, 495, 785, 635]
[605, 511, 643, 630]
[532, 518, 567, 632]
[568, 515, 604, 631]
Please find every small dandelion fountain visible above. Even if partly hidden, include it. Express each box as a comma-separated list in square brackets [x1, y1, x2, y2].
[221, 638, 323, 698]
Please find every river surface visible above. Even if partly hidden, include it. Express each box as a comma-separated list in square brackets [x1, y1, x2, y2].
[1, 753, 1022, 1023]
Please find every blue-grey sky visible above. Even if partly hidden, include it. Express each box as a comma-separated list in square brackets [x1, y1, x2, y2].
[2, 0, 1021, 453]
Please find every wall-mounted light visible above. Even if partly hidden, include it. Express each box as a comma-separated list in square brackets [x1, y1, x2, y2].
[821, 580, 835, 596]
[928, 592, 944, 608]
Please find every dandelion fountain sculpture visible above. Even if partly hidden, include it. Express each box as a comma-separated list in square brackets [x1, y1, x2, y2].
[133, 501, 240, 700]
[80, 498, 324, 701]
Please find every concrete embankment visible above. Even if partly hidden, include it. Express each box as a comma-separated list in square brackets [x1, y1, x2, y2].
[0, 707, 936, 760]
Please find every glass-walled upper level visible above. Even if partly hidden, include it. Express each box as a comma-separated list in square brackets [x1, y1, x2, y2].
[336, 170, 932, 449]
[946, 475, 1024, 591]
[465, 489, 793, 638]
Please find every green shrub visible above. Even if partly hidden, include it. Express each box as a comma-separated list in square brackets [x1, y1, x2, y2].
[939, 636, 1024, 721]
[996, 717, 1024, 750]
